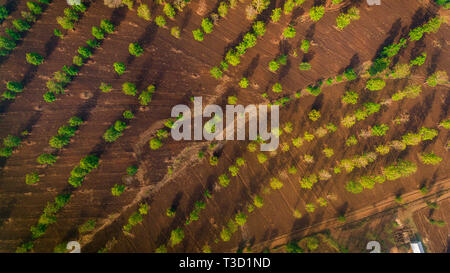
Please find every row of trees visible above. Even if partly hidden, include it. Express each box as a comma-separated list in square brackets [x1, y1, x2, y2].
[346, 160, 417, 194]
[16, 192, 71, 253]
[210, 19, 268, 79]
[67, 155, 99, 187]
[122, 203, 149, 233]
[193, 0, 241, 42]
[45, 19, 115, 102]
[0, 1, 52, 57]
[336, 7, 359, 30]
[55, 2, 87, 37]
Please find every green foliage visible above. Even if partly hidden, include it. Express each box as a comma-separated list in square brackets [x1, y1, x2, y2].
[366, 78, 386, 91]
[78, 46, 92, 59]
[6, 28, 22, 41]
[139, 85, 155, 105]
[305, 203, 316, 213]
[218, 174, 230, 187]
[345, 135, 358, 147]
[122, 110, 134, 119]
[306, 85, 321, 96]
[201, 18, 213, 34]
[235, 212, 247, 226]
[155, 16, 166, 27]
[372, 124, 389, 136]
[299, 62, 311, 71]
[309, 6, 325, 21]
[272, 83, 282, 93]
[122, 0, 134, 10]
[341, 91, 358, 104]
[129, 42, 143, 56]
[383, 160, 417, 181]
[286, 241, 303, 253]
[210, 66, 222, 79]
[26, 172, 40, 185]
[3, 135, 21, 148]
[78, 220, 96, 234]
[37, 153, 57, 165]
[112, 184, 125, 196]
[271, 8, 282, 22]
[419, 127, 438, 141]
[239, 77, 249, 88]
[170, 228, 184, 246]
[426, 71, 448, 87]
[410, 52, 427, 66]
[440, 119, 450, 129]
[114, 62, 126, 76]
[419, 152, 442, 165]
[0, 5, 9, 21]
[137, 4, 151, 20]
[0, 36, 16, 50]
[171, 26, 180, 38]
[218, 2, 229, 17]
[300, 39, 310, 53]
[283, 26, 296, 38]
[192, 28, 204, 41]
[99, 82, 112, 93]
[91, 26, 104, 40]
[99, 20, 114, 34]
[122, 82, 137, 96]
[26, 52, 43, 65]
[300, 174, 318, 189]
[308, 109, 321, 121]
[369, 57, 390, 76]
[164, 3, 176, 19]
[252, 21, 266, 37]
[346, 180, 363, 194]
[149, 137, 163, 150]
[270, 177, 283, 190]
[13, 19, 31, 32]
[126, 165, 138, 176]
[6, 81, 24, 93]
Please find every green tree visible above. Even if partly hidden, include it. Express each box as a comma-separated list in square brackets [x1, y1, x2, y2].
[37, 153, 57, 165]
[129, 42, 143, 56]
[137, 4, 151, 20]
[366, 78, 386, 91]
[164, 3, 176, 19]
[201, 18, 213, 34]
[419, 152, 442, 165]
[426, 71, 448, 87]
[78, 220, 95, 234]
[309, 6, 325, 21]
[100, 19, 115, 34]
[122, 82, 137, 96]
[26, 52, 43, 65]
[155, 16, 166, 27]
[192, 29, 204, 41]
[149, 137, 162, 150]
[283, 26, 296, 38]
[235, 212, 247, 226]
[114, 62, 126, 76]
[26, 172, 40, 185]
[371, 124, 389, 136]
[170, 228, 184, 246]
[299, 62, 311, 71]
[111, 184, 125, 196]
[91, 26, 104, 40]
[341, 91, 358, 104]
[271, 8, 282, 22]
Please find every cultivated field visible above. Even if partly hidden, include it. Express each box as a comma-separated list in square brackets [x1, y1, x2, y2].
[0, 0, 448, 253]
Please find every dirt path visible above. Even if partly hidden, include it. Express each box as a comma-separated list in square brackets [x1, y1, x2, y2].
[234, 177, 450, 252]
